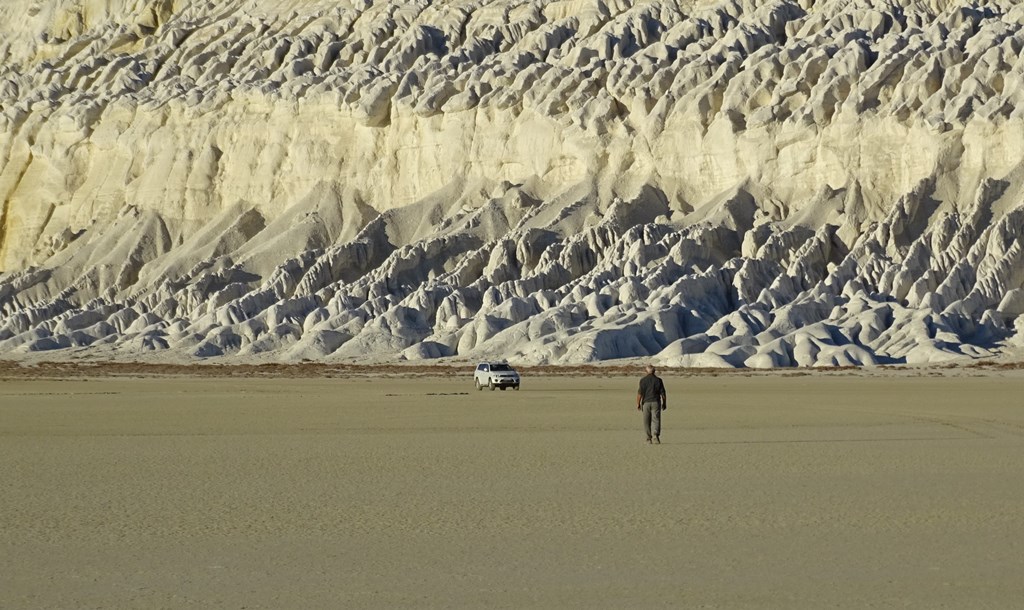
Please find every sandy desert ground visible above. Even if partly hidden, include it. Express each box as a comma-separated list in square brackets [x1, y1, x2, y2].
[2, 365, 1024, 608]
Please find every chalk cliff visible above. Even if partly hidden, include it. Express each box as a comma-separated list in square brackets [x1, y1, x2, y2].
[2, 0, 1024, 365]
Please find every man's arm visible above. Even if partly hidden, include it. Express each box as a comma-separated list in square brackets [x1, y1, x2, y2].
[660, 389, 667, 411]
[636, 391, 642, 411]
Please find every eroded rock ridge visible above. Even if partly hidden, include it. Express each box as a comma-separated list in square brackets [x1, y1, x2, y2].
[2, 0, 1024, 365]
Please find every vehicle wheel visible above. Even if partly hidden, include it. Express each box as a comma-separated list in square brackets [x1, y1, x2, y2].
[489, 381, 495, 391]
[514, 385, 520, 391]
[475, 379, 482, 391]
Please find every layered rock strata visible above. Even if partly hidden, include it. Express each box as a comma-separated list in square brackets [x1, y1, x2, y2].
[2, 0, 1024, 365]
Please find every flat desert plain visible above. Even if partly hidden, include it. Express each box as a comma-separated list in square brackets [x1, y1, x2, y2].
[2, 366, 1024, 608]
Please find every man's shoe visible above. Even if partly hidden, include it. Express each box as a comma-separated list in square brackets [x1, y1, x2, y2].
[653, 437, 660, 444]
[646, 438, 653, 444]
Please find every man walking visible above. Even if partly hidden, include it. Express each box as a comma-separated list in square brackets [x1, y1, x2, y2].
[636, 364, 667, 444]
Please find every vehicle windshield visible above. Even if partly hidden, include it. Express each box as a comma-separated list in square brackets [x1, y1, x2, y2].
[490, 364, 513, 371]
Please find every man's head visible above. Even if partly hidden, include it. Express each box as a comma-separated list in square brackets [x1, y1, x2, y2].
[645, 364, 655, 375]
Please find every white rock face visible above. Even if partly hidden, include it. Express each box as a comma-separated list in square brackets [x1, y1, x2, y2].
[2, 0, 1024, 366]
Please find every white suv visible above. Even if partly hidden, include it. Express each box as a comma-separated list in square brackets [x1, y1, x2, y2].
[474, 362, 521, 391]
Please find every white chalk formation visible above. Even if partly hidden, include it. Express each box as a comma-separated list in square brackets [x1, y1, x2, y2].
[2, 0, 1024, 366]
